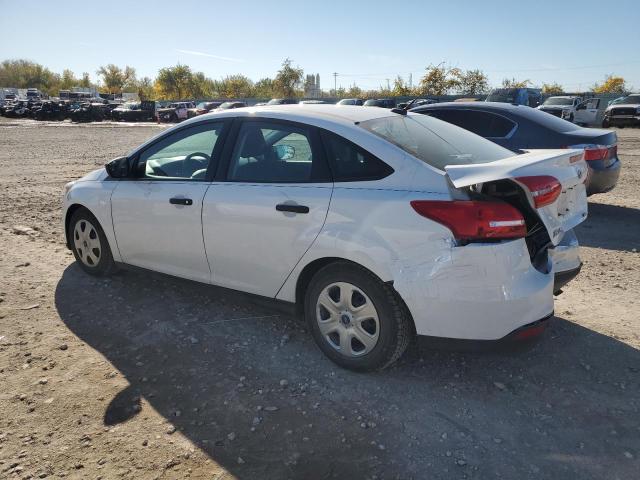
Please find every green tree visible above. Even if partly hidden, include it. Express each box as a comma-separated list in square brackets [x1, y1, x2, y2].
[273, 58, 303, 98]
[456, 69, 489, 95]
[392, 76, 411, 96]
[79, 72, 92, 88]
[136, 77, 155, 100]
[593, 75, 626, 94]
[0, 59, 59, 94]
[60, 69, 78, 90]
[96, 64, 136, 93]
[345, 84, 362, 98]
[154, 64, 193, 99]
[418, 63, 461, 96]
[253, 77, 274, 99]
[501, 77, 531, 88]
[220, 74, 254, 98]
[541, 82, 564, 95]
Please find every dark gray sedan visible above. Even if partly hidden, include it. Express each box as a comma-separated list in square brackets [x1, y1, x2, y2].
[411, 102, 621, 195]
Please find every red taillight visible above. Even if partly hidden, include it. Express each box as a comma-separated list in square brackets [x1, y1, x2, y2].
[583, 146, 609, 161]
[568, 144, 617, 162]
[410, 200, 526, 241]
[515, 176, 562, 208]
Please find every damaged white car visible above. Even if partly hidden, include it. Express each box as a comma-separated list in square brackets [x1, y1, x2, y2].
[62, 105, 588, 371]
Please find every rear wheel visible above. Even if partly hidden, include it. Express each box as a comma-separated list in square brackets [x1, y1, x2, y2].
[305, 262, 412, 371]
[69, 208, 116, 276]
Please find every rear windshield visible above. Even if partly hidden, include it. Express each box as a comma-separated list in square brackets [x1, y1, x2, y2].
[359, 114, 513, 171]
[486, 89, 518, 102]
[618, 96, 640, 104]
[543, 97, 573, 106]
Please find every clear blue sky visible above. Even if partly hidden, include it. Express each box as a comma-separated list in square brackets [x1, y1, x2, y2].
[1, 0, 639, 91]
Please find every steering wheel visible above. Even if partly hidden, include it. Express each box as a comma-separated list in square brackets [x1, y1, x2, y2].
[183, 151, 209, 176]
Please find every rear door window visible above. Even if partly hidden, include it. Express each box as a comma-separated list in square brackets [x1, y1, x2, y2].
[321, 131, 393, 181]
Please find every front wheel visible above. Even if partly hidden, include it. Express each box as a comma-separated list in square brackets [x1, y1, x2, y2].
[69, 208, 116, 276]
[305, 262, 412, 371]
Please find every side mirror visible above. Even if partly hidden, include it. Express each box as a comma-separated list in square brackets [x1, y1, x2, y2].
[105, 156, 130, 178]
[274, 144, 295, 161]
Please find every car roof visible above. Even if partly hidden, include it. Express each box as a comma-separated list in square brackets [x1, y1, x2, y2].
[197, 104, 397, 125]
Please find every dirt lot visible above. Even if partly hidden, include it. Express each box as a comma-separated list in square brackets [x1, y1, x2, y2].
[0, 118, 639, 480]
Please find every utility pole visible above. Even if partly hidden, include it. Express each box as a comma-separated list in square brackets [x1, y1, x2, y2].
[386, 78, 390, 91]
[409, 73, 412, 90]
[333, 72, 338, 96]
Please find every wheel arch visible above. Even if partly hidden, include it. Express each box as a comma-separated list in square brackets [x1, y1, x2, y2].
[64, 203, 87, 249]
[291, 257, 415, 334]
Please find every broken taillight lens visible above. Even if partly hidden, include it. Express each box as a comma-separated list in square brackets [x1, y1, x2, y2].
[410, 200, 526, 241]
[515, 176, 562, 208]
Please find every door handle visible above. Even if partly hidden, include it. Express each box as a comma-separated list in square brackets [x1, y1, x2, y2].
[276, 203, 309, 214]
[170, 197, 193, 206]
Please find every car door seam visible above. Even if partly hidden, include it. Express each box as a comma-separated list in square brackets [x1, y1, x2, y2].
[201, 183, 214, 281]
[274, 183, 335, 299]
[109, 181, 125, 262]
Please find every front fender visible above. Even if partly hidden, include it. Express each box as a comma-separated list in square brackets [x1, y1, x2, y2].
[63, 180, 121, 262]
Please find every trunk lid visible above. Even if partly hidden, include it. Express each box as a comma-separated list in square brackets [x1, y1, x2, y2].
[445, 149, 588, 246]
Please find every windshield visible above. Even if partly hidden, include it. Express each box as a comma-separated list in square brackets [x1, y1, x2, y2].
[543, 97, 573, 106]
[618, 96, 640, 105]
[219, 102, 236, 109]
[486, 89, 518, 103]
[359, 114, 513, 171]
[364, 100, 380, 106]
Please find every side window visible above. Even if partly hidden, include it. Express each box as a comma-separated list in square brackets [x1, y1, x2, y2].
[137, 122, 224, 180]
[422, 110, 514, 138]
[227, 121, 323, 183]
[322, 131, 393, 182]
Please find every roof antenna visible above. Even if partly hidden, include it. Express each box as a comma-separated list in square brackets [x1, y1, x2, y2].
[391, 98, 417, 116]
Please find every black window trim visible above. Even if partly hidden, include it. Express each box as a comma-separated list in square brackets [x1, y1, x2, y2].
[216, 116, 332, 184]
[416, 107, 519, 140]
[319, 128, 394, 182]
[126, 118, 232, 182]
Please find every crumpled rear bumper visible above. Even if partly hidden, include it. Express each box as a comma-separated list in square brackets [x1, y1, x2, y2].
[393, 238, 554, 341]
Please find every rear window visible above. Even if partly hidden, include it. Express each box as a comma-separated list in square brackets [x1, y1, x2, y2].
[359, 114, 513, 171]
[618, 95, 640, 104]
[514, 106, 578, 132]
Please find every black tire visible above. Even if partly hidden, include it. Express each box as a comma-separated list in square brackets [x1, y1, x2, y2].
[602, 119, 610, 128]
[304, 262, 412, 372]
[69, 208, 116, 276]
[568, 113, 574, 122]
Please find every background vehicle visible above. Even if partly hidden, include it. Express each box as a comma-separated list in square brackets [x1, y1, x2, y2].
[267, 98, 298, 105]
[69, 102, 111, 122]
[573, 98, 602, 126]
[397, 98, 437, 109]
[363, 98, 395, 108]
[411, 102, 620, 195]
[486, 88, 542, 107]
[537, 96, 582, 121]
[157, 102, 191, 122]
[299, 100, 328, 104]
[111, 101, 156, 121]
[602, 94, 640, 128]
[214, 101, 248, 111]
[337, 98, 363, 106]
[63, 105, 587, 371]
[191, 101, 222, 116]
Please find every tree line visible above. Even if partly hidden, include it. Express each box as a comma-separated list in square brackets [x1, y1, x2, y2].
[0, 58, 630, 101]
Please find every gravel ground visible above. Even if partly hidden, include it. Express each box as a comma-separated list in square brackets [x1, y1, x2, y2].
[0, 118, 639, 480]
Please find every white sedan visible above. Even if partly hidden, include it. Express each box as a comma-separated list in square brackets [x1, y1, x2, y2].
[63, 105, 588, 371]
